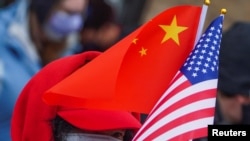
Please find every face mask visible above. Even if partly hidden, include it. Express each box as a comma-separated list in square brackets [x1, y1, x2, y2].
[241, 104, 250, 124]
[65, 133, 122, 141]
[44, 10, 83, 41]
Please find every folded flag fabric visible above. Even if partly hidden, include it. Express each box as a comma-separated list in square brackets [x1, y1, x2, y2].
[43, 5, 202, 114]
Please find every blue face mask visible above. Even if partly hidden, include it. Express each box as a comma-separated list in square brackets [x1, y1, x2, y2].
[44, 10, 83, 41]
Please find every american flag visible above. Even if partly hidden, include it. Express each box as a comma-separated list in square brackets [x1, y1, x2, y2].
[133, 15, 224, 141]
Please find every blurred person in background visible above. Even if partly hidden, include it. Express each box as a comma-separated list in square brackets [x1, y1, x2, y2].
[76, 0, 122, 53]
[105, 0, 148, 38]
[0, 0, 88, 140]
[215, 22, 250, 125]
[11, 51, 141, 141]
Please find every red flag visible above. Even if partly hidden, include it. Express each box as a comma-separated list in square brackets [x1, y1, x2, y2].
[133, 15, 224, 140]
[43, 5, 202, 114]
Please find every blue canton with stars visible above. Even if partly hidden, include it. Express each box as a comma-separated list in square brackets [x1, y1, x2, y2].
[180, 16, 224, 84]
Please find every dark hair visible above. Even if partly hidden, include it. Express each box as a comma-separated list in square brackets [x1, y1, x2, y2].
[218, 22, 250, 97]
[29, 0, 60, 25]
[52, 116, 76, 141]
[52, 115, 135, 141]
[83, 0, 116, 30]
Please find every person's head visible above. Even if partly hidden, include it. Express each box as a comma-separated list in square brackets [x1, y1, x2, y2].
[217, 22, 250, 124]
[29, 0, 88, 42]
[80, 0, 121, 52]
[11, 51, 141, 141]
[28, 0, 89, 66]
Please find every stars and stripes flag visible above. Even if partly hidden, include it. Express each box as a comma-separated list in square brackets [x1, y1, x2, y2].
[133, 15, 224, 141]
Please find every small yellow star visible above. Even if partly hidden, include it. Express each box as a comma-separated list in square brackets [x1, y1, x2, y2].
[132, 38, 138, 44]
[159, 15, 188, 45]
[139, 47, 147, 56]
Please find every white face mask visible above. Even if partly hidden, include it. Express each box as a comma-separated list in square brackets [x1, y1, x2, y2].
[65, 133, 122, 141]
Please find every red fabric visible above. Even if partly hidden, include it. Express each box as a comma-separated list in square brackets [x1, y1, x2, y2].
[43, 5, 202, 114]
[11, 51, 141, 141]
[11, 51, 100, 141]
[57, 108, 141, 131]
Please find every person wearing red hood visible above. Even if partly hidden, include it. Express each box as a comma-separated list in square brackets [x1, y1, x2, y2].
[11, 51, 141, 141]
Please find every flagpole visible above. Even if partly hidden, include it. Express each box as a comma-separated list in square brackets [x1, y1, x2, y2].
[194, 0, 210, 46]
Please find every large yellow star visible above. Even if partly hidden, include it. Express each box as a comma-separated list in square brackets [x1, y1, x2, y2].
[159, 16, 188, 45]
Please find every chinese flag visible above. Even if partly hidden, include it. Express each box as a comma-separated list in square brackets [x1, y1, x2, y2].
[43, 5, 202, 114]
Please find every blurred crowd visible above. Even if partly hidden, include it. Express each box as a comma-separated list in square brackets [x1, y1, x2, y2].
[0, 0, 250, 141]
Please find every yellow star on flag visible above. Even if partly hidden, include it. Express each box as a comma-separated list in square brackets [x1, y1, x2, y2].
[132, 38, 138, 44]
[159, 15, 188, 45]
[139, 47, 147, 56]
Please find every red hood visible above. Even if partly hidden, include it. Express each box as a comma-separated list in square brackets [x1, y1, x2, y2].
[11, 51, 141, 141]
